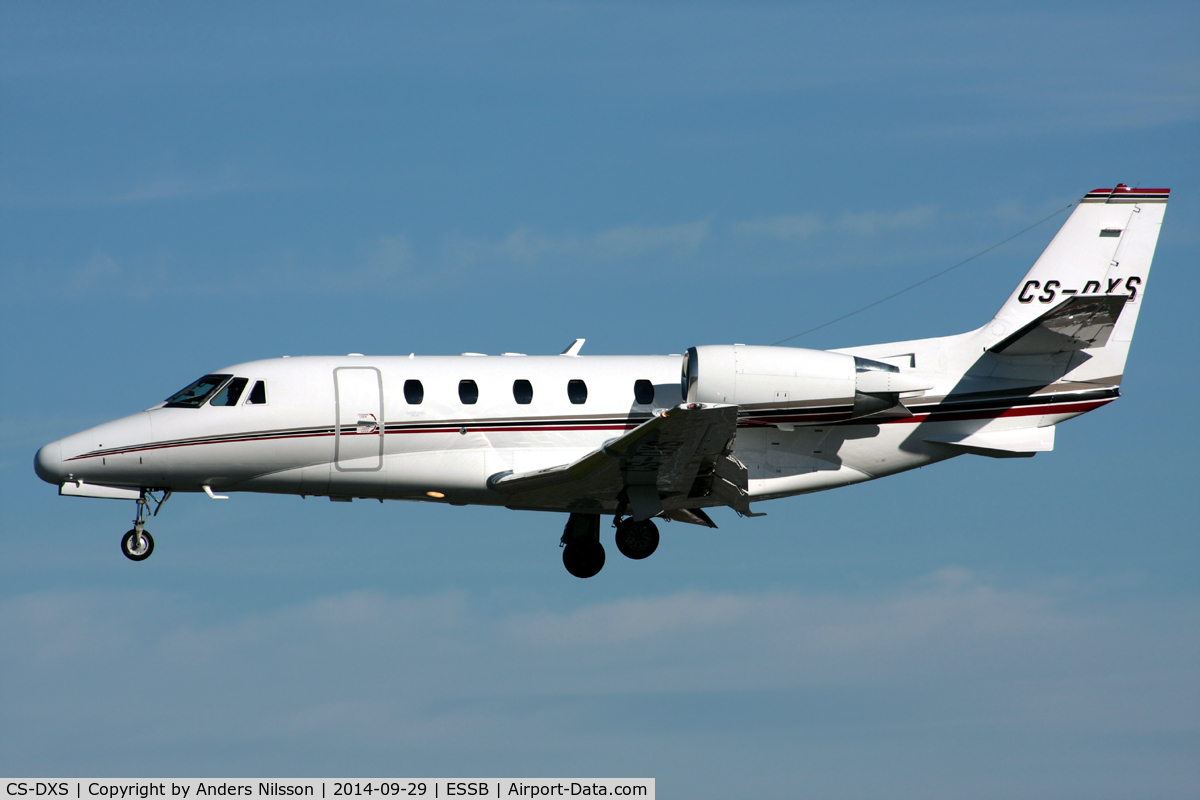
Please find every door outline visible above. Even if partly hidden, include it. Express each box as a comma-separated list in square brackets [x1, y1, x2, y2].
[334, 367, 384, 471]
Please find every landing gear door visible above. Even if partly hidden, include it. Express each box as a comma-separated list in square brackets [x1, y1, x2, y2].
[334, 367, 384, 471]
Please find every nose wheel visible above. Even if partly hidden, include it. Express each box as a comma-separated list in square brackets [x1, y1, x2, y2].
[121, 528, 154, 561]
[119, 489, 169, 562]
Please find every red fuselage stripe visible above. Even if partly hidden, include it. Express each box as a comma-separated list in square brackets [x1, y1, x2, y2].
[883, 398, 1112, 424]
[65, 398, 1113, 462]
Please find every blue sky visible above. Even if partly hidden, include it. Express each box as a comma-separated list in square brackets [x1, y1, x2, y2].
[2, 2, 1198, 796]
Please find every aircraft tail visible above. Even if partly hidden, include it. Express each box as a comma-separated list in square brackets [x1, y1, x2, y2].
[979, 185, 1168, 382]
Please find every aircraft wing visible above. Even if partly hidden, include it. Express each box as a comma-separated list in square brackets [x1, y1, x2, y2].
[988, 294, 1127, 355]
[488, 402, 748, 519]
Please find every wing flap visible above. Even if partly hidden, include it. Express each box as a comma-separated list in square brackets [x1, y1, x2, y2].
[488, 403, 740, 513]
[661, 508, 719, 528]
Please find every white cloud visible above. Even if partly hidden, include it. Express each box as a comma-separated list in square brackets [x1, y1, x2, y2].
[834, 205, 938, 236]
[448, 220, 711, 270]
[734, 212, 825, 242]
[65, 251, 122, 296]
[357, 234, 418, 283]
[16, 234, 427, 301]
[591, 220, 710, 259]
[2, 568, 1197, 782]
[735, 206, 938, 242]
[0, 166, 256, 210]
[11, 202, 957, 304]
[115, 166, 248, 205]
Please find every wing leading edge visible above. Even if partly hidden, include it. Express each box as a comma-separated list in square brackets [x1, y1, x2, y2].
[488, 402, 755, 522]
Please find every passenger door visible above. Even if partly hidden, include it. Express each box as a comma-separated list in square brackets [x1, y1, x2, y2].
[334, 367, 383, 471]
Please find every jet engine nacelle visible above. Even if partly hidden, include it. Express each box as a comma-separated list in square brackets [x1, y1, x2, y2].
[682, 345, 923, 425]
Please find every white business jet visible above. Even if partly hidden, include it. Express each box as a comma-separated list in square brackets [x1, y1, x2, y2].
[34, 185, 1168, 577]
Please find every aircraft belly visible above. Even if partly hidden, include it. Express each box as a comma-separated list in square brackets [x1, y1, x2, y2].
[329, 458, 386, 496]
[480, 428, 621, 454]
[900, 414, 1051, 447]
[741, 422, 950, 499]
[509, 447, 594, 474]
[227, 425, 613, 502]
[177, 436, 329, 491]
[736, 426, 844, 482]
[378, 450, 491, 502]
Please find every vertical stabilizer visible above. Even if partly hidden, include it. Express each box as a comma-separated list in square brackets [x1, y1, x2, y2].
[981, 185, 1168, 379]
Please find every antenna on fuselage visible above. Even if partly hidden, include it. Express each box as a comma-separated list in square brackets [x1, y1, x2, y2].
[560, 338, 585, 356]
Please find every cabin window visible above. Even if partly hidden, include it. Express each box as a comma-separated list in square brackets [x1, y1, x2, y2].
[246, 381, 267, 405]
[209, 377, 248, 407]
[634, 379, 654, 405]
[567, 379, 587, 404]
[513, 379, 533, 404]
[459, 379, 479, 405]
[164, 374, 232, 408]
[404, 379, 424, 404]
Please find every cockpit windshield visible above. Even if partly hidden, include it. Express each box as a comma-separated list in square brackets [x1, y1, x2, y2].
[164, 374, 232, 408]
[210, 377, 248, 407]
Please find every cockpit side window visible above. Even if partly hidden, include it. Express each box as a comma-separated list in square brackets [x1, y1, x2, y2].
[210, 377, 248, 406]
[165, 374, 232, 408]
[246, 381, 267, 405]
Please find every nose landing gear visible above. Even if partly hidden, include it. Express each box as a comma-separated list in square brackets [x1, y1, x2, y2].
[120, 489, 170, 562]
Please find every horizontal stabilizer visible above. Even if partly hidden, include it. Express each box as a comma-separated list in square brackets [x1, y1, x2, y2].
[924, 426, 1055, 458]
[989, 295, 1126, 356]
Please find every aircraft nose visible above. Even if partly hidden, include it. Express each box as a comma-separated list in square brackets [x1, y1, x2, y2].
[34, 441, 64, 485]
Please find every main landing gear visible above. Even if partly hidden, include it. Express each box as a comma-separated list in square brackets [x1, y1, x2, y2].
[561, 513, 605, 578]
[615, 517, 660, 560]
[121, 489, 170, 562]
[560, 512, 661, 578]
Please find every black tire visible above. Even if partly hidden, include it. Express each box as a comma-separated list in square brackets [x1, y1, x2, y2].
[562, 538, 605, 578]
[615, 519, 659, 560]
[121, 529, 154, 561]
